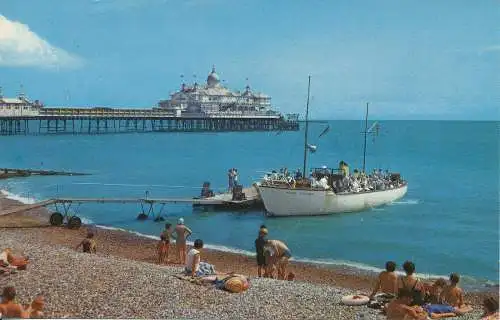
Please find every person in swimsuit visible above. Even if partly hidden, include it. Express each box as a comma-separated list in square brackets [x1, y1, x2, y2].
[263, 239, 292, 280]
[481, 296, 499, 320]
[0, 286, 29, 318]
[24, 295, 45, 319]
[386, 288, 428, 320]
[255, 227, 268, 277]
[369, 261, 398, 300]
[75, 231, 97, 253]
[398, 260, 425, 306]
[157, 223, 174, 264]
[439, 273, 472, 312]
[174, 218, 192, 264]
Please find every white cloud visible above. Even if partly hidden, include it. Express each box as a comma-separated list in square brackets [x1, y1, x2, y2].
[0, 15, 82, 69]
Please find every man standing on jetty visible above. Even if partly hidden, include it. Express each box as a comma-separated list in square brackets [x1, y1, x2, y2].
[264, 239, 292, 280]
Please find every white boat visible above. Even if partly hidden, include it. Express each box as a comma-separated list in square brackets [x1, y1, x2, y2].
[256, 76, 408, 217]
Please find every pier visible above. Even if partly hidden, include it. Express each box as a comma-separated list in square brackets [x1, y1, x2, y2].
[0, 107, 299, 135]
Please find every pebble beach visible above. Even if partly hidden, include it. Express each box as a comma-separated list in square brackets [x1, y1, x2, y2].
[0, 195, 492, 319]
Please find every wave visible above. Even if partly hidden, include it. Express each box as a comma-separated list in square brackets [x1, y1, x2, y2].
[0, 189, 37, 204]
[390, 199, 420, 205]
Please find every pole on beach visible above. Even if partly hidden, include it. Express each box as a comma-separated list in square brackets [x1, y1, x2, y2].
[302, 75, 311, 178]
[362, 102, 369, 173]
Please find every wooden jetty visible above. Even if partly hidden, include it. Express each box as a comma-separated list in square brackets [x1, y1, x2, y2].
[0, 107, 299, 135]
[0, 168, 90, 180]
[0, 185, 263, 229]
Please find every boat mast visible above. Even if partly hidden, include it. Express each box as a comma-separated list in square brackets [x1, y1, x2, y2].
[302, 75, 311, 178]
[362, 102, 369, 173]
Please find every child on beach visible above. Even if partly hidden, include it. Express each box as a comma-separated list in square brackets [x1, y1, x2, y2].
[75, 231, 97, 253]
[157, 223, 174, 264]
[255, 227, 268, 277]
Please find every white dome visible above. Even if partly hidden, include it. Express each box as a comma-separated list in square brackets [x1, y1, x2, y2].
[207, 66, 220, 87]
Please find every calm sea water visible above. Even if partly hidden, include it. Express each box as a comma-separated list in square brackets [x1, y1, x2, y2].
[1, 121, 498, 287]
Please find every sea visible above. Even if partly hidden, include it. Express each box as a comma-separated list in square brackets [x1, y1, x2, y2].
[1, 120, 498, 289]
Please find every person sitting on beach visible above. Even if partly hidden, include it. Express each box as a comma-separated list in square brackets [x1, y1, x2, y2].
[185, 239, 216, 277]
[480, 295, 499, 320]
[75, 231, 97, 254]
[255, 227, 268, 277]
[263, 239, 292, 280]
[24, 295, 45, 319]
[424, 278, 447, 304]
[369, 261, 398, 301]
[439, 273, 472, 312]
[174, 218, 192, 264]
[386, 288, 428, 320]
[1, 248, 29, 270]
[398, 261, 425, 306]
[0, 286, 29, 318]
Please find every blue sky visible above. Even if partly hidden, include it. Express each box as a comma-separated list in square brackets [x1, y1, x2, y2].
[0, 0, 498, 120]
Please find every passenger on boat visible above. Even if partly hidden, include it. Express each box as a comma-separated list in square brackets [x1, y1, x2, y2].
[369, 261, 398, 301]
[294, 169, 302, 180]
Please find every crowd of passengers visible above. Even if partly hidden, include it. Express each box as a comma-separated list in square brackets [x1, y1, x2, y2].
[263, 161, 404, 193]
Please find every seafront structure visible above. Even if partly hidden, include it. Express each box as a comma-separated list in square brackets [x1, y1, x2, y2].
[0, 70, 299, 135]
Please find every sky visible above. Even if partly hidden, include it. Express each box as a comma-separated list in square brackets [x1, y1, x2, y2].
[0, 0, 498, 120]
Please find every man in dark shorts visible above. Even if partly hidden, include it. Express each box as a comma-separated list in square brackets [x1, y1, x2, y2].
[255, 227, 268, 277]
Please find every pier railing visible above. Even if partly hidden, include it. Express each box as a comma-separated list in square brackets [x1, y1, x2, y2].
[0, 107, 299, 135]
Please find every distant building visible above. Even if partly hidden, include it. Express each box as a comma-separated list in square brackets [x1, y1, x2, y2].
[158, 66, 278, 117]
[0, 88, 43, 117]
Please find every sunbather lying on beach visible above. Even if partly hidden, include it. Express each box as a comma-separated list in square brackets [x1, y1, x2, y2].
[75, 231, 97, 253]
[369, 261, 398, 300]
[0, 286, 29, 318]
[184, 239, 216, 277]
[1, 248, 29, 270]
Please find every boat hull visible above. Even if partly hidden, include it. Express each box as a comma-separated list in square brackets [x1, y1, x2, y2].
[257, 183, 408, 216]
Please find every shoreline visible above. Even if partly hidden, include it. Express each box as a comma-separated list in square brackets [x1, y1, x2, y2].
[0, 194, 495, 318]
[1, 189, 498, 292]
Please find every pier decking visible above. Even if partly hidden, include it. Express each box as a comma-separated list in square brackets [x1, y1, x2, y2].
[0, 107, 299, 135]
[0, 186, 263, 228]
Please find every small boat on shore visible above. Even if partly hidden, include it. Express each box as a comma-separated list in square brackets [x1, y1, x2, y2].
[256, 76, 408, 217]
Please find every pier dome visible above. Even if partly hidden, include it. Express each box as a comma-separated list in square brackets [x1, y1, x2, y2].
[207, 66, 220, 87]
